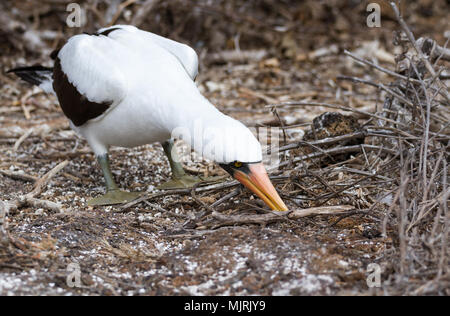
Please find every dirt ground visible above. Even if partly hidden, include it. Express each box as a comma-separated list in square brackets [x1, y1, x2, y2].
[0, 0, 449, 296]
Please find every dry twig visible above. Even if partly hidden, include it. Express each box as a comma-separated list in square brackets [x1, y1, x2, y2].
[3, 161, 69, 214]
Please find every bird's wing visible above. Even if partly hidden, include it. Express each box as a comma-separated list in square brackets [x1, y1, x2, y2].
[52, 26, 199, 126]
[7, 66, 55, 94]
[98, 25, 199, 80]
[53, 33, 129, 126]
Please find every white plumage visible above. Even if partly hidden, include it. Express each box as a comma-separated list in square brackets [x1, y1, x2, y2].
[10, 25, 288, 211]
[59, 25, 261, 163]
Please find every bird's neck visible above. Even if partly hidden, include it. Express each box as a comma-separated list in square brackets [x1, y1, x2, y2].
[163, 91, 223, 130]
[165, 97, 234, 161]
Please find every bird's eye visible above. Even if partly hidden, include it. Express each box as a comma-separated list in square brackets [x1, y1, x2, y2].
[234, 161, 243, 168]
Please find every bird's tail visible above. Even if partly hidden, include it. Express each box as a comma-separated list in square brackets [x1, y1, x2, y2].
[7, 65, 55, 94]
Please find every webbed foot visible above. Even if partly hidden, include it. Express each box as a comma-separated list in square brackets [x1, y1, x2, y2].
[87, 190, 141, 206]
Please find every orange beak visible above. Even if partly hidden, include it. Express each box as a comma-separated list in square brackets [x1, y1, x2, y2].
[233, 163, 288, 211]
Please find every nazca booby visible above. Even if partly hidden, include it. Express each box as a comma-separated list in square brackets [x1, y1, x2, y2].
[9, 25, 288, 211]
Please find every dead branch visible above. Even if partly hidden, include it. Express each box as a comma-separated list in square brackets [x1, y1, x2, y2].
[13, 128, 33, 151]
[343, 50, 423, 83]
[337, 75, 414, 108]
[389, 2, 449, 102]
[287, 205, 354, 219]
[162, 226, 247, 239]
[211, 205, 356, 228]
[211, 211, 287, 228]
[120, 179, 241, 210]
[416, 37, 450, 62]
[131, 0, 159, 27]
[208, 50, 267, 63]
[17, 197, 64, 213]
[107, 0, 138, 26]
[28, 160, 68, 197]
[267, 101, 408, 127]
[2, 161, 69, 214]
[279, 132, 366, 152]
[0, 170, 38, 182]
[276, 144, 396, 169]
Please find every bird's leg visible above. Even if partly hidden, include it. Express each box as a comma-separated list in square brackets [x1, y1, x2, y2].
[98, 154, 118, 191]
[162, 139, 186, 179]
[157, 139, 224, 190]
[87, 154, 141, 206]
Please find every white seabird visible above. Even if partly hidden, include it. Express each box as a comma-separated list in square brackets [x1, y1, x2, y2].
[9, 25, 288, 211]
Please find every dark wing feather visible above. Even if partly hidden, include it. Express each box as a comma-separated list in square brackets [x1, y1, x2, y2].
[52, 57, 112, 127]
[7, 65, 53, 87]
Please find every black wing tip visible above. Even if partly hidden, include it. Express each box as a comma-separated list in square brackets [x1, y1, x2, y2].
[7, 65, 53, 74]
[97, 27, 121, 36]
[83, 27, 122, 37]
[7, 65, 53, 87]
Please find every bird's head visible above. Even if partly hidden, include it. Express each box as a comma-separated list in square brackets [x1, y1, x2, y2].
[219, 160, 288, 211]
[173, 115, 288, 211]
[204, 116, 288, 211]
